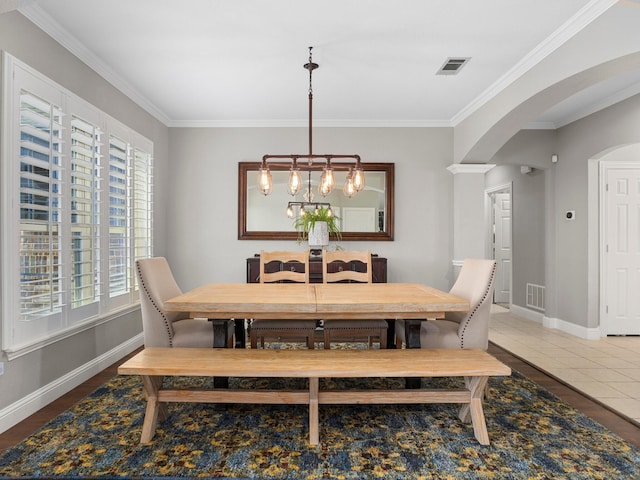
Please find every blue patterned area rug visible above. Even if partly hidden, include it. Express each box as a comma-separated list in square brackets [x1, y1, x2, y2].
[1, 371, 639, 479]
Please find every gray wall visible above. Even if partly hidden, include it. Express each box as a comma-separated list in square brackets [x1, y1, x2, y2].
[553, 93, 640, 329]
[0, 12, 169, 413]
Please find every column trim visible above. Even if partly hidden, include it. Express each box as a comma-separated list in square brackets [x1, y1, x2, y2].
[447, 164, 495, 175]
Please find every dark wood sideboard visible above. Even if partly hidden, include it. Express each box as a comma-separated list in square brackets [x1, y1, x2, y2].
[246, 253, 387, 284]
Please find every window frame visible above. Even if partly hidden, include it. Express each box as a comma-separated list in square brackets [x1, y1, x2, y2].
[1, 53, 153, 359]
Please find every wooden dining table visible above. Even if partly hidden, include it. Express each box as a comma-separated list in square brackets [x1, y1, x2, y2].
[165, 282, 469, 350]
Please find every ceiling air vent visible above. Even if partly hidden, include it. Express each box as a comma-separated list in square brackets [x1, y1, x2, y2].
[436, 57, 470, 75]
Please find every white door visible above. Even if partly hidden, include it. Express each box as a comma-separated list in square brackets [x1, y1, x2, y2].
[493, 192, 512, 304]
[603, 166, 640, 335]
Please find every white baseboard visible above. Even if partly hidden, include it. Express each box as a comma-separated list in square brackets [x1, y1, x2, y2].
[509, 304, 544, 323]
[509, 304, 601, 340]
[542, 316, 602, 340]
[0, 333, 143, 434]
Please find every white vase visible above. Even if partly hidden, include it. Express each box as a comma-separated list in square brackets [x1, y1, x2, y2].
[308, 221, 329, 248]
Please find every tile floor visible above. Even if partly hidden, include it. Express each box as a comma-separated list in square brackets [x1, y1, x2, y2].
[489, 306, 640, 424]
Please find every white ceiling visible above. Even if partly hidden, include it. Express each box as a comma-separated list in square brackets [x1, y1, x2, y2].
[16, 0, 640, 128]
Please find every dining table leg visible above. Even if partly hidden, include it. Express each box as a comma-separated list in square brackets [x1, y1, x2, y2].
[386, 319, 396, 349]
[404, 319, 423, 389]
[234, 319, 246, 348]
[211, 319, 230, 388]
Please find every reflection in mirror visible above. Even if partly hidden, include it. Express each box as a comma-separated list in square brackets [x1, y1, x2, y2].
[238, 162, 394, 241]
[247, 170, 386, 232]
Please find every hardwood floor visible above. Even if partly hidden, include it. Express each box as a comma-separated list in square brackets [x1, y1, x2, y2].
[488, 343, 640, 449]
[1, 343, 639, 453]
[0, 348, 142, 453]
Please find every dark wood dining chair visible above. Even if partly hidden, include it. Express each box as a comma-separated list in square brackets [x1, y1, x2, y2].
[249, 250, 317, 349]
[321, 249, 388, 349]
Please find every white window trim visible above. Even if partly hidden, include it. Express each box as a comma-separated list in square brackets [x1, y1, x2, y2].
[1, 53, 153, 358]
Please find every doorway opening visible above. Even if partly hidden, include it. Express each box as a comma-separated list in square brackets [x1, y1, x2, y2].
[486, 184, 512, 307]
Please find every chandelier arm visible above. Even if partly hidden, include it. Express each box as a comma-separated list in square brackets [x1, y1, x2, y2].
[259, 162, 360, 172]
[262, 154, 360, 161]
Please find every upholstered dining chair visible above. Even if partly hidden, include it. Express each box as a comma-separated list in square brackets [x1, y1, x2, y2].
[249, 250, 317, 349]
[136, 257, 234, 348]
[322, 249, 388, 349]
[395, 258, 497, 350]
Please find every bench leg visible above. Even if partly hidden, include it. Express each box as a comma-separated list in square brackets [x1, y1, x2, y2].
[309, 377, 319, 446]
[459, 377, 472, 423]
[140, 375, 165, 444]
[458, 376, 490, 446]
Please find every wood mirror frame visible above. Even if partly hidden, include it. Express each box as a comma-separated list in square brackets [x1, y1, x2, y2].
[238, 161, 394, 241]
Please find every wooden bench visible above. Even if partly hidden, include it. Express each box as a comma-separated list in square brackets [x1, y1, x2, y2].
[117, 347, 511, 446]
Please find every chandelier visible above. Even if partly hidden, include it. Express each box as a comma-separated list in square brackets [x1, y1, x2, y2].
[257, 47, 365, 218]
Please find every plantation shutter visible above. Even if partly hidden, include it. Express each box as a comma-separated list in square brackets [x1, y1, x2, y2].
[18, 90, 65, 322]
[69, 115, 102, 311]
[132, 146, 153, 290]
[108, 135, 130, 298]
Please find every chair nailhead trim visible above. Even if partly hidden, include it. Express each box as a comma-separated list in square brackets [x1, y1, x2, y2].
[136, 261, 174, 347]
[459, 263, 496, 349]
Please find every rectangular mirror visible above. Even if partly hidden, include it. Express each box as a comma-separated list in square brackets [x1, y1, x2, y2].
[238, 162, 394, 241]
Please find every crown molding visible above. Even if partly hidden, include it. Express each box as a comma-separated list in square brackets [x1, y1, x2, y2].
[450, 0, 618, 126]
[167, 118, 454, 128]
[18, 1, 620, 130]
[18, 4, 172, 126]
[17, 4, 454, 130]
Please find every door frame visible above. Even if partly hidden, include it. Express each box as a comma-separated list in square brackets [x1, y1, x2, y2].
[599, 159, 640, 335]
[485, 182, 513, 306]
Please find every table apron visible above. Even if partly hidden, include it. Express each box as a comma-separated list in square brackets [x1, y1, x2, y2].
[193, 312, 446, 320]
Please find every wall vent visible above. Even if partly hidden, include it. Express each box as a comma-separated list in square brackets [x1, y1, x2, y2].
[436, 57, 471, 75]
[526, 283, 545, 311]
